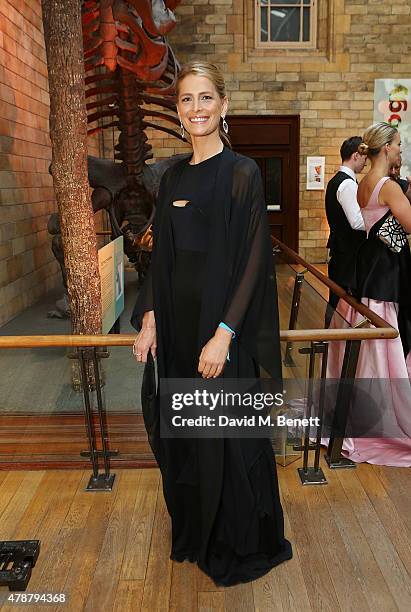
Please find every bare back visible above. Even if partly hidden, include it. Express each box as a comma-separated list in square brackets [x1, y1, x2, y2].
[357, 173, 387, 208]
[359, 172, 411, 233]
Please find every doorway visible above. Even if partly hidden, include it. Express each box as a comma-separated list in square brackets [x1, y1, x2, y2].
[227, 115, 300, 251]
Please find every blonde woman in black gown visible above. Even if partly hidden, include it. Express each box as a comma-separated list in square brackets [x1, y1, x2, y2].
[132, 61, 292, 586]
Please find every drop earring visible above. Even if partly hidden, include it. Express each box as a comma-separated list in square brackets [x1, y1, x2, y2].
[222, 117, 228, 134]
[180, 121, 185, 139]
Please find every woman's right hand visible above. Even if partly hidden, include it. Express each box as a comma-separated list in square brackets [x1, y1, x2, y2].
[133, 311, 156, 363]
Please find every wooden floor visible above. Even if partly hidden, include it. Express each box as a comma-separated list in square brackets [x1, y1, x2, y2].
[0, 455, 410, 611]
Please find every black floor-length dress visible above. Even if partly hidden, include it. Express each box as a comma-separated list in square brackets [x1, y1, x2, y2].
[132, 147, 292, 586]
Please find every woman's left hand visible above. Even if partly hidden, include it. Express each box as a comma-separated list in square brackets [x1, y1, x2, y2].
[198, 327, 232, 378]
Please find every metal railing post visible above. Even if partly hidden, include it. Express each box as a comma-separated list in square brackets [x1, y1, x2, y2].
[313, 341, 329, 472]
[283, 270, 306, 367]
[297, 341, 328, 485]
[78, 347, 116, 491]
[91, 348, 115, 487]
[325, 339, 362, 469]
[78, 348, 99, 481]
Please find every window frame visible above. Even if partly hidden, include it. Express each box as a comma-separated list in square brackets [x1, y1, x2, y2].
[255, 0, 318, 50]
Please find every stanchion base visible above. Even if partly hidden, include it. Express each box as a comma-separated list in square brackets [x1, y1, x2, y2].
[298, 467, 328, 485]
[85, 473, 115, 492]
[325, 455, 357, 469]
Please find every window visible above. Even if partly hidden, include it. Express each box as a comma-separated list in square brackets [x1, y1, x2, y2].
[256, 0, 317, 49]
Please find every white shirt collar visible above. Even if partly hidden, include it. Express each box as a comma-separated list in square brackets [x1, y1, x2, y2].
[339, 165, 356, 181]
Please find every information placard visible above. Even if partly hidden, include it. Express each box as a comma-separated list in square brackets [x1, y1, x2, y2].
[98, 236, 124, 334]
[306, 156, 325, 190]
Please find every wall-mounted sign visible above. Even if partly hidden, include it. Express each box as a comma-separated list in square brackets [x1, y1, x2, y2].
[306, 156, 325, 190]
[374, 79, 411, 176]
[98, 236, 124, 334]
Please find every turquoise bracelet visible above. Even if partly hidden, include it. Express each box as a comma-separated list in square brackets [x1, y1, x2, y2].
[218, 322, 235, 362]
[218, 321, 236, 338]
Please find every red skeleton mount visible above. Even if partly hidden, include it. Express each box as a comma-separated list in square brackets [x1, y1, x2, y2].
[48, 0, 185, 317]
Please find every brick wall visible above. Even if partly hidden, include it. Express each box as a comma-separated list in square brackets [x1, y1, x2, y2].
[150, 0, 411, 262]
[0, 0, 101, 326]
[1, 0, 409, 328]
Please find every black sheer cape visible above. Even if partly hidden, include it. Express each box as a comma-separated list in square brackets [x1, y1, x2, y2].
[131, 146, 282, 381]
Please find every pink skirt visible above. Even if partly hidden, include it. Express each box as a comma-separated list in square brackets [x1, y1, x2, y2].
[326, 298, 411, 467]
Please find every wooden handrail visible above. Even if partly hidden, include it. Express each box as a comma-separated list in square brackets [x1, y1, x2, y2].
[0, 324, 398, 350]
[272, 237, 396, 332]
[0, 239, 398, 349]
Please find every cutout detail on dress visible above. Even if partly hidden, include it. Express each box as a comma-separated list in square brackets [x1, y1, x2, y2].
[172, 199, 190, 207]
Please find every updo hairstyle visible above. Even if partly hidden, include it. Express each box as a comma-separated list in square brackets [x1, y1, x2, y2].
[358, 122, 398, 157]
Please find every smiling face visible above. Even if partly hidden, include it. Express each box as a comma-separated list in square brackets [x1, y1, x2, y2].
[176, 74, 228, 139]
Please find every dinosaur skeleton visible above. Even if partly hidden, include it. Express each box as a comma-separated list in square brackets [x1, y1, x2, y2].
[48, 0, 184, 316]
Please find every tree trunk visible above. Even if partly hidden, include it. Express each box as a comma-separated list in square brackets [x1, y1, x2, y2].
[41, 0, 102, 334]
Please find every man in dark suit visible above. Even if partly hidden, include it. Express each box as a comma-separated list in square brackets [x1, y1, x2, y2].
[325, 136, 367, 325]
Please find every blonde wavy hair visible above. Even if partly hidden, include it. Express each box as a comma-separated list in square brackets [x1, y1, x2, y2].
[358, 122, 398, 157]
[176, 61, 231, 147]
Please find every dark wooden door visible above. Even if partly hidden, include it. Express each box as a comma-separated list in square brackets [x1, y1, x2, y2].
[227, 115, 300, 251]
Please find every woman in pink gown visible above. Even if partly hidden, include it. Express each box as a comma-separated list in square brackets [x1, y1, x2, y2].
[328, 122, 411, 466]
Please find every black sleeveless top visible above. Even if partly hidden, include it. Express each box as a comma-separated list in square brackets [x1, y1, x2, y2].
[169, 151, 223, 252]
